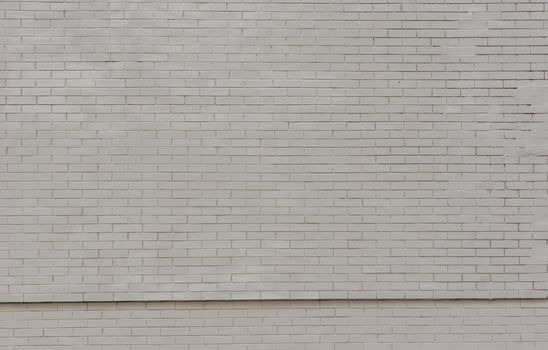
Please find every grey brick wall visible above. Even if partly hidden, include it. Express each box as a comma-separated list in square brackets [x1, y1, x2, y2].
[2, 0, 548, 303]
[1, 300, 548, 349]
[1, 0, 548, 347]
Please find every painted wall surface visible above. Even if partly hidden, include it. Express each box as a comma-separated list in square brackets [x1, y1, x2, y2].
[1, 0, 548, 303]
[1, 300, 548, 349]
[1, 0, 548, 348]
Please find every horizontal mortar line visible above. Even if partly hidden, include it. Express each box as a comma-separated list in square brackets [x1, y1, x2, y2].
[2, 297, 548, 305]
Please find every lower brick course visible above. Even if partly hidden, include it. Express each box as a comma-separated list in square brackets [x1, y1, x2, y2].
[1, 299, 547, 349]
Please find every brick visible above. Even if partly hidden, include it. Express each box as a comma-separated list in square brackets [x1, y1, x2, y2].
[0, 0, 547, 302]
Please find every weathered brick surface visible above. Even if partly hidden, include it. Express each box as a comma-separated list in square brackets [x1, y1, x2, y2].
[1, 0, 548, 301]
[1, 299, 548, 349]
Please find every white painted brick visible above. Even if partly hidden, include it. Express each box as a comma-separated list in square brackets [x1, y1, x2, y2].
[0, 0, 548, 302]
[2, 300, 546, 348]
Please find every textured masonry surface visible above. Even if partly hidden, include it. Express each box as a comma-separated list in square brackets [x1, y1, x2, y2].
[1, 0, 548, 302]
[1, 299, 548, 349]
[2, 0, 548, 348]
